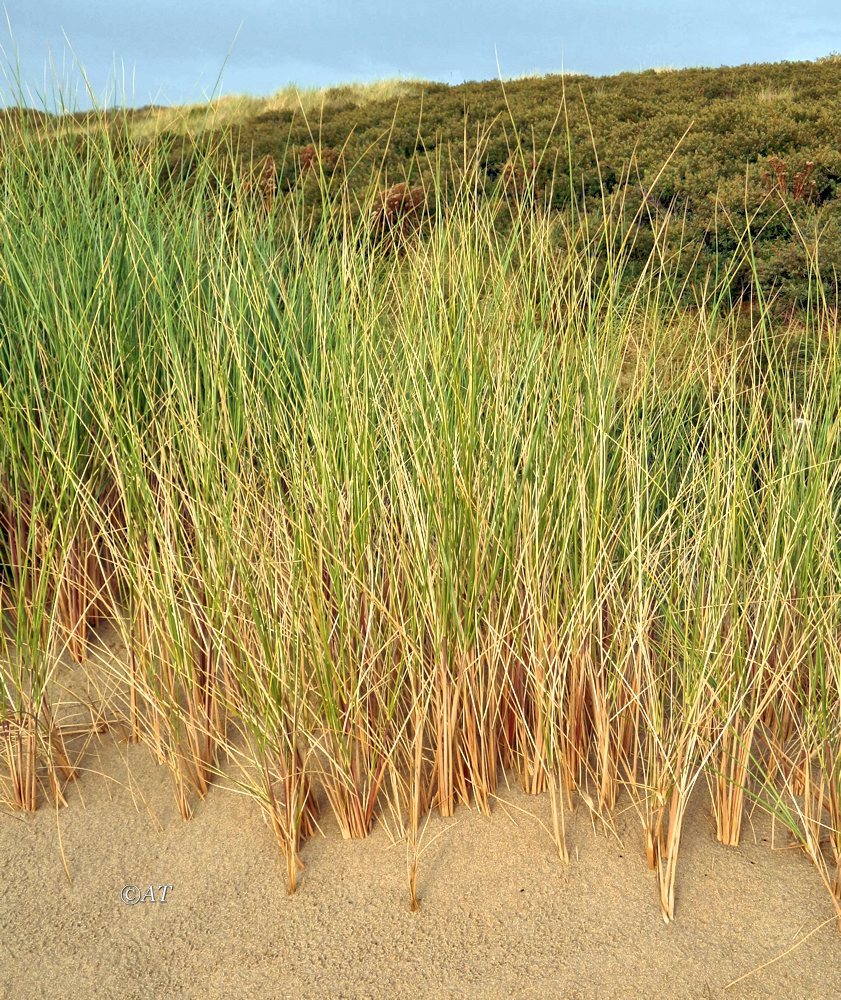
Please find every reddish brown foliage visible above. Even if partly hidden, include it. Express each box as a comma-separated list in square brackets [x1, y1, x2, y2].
[762, 157, 816, 203]
[370, 183, 427, 242]
[297, 144, 339, 175]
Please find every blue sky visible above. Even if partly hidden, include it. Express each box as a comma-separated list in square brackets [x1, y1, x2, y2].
[4, 1, 841, 109]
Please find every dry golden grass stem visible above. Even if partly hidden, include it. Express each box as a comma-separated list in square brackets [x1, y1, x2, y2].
[2, 708, 38, 810]
[714, 716, 757, 847]
[261, 743, 317, 895]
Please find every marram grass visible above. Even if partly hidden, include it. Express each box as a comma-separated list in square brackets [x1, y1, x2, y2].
[0, 109, 840, 927]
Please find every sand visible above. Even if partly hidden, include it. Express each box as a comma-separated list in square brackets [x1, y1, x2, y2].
[1, 636, 840, 999]
[2, 737, 840, 1000]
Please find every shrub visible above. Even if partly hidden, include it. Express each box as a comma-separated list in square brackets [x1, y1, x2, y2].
[369, 182, 427, 242]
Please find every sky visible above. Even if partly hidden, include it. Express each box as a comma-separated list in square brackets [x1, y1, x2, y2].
[3, 1, 841, 110]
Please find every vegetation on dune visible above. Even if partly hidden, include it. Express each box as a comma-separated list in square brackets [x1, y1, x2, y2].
[33, 56, 841, 308]
[0, 68, 840, 928]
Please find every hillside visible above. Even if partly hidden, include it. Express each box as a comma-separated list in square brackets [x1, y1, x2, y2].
[19, 58, 839, 305]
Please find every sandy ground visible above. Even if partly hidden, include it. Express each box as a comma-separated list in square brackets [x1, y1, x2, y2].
[2, 633, 840, 1000]
[2, 724, 840, 1000]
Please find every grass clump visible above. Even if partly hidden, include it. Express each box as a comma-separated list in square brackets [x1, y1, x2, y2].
[0, 99, 839, 930]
